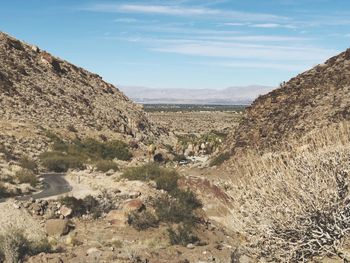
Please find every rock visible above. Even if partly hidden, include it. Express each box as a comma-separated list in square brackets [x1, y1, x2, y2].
[31, 45, 39, 52]
[45, 219, 70, 236]
[86, 247, 102, 258]
[105, 210, 127, 227]
[86, 247, 101, 254]
[59, 205, 72, 217]
[122, 199, 144, 213]
[186, 243, 195, 249]
[128, 191, 141, 199]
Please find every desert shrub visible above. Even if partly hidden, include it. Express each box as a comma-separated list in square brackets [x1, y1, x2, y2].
[28, 238, 51, 256]
[18, 156, 38, 173]
[173, 154, 187, 163]
[170, 189, 202, 210]
[226, 131, 350, 262]
[128, 210, 159, 230]
[59, 195, 106, 218]
[74, 138, 132, 161]
[0, 183, 10, 198]
[83, 195, 103, 219]
[0, 227, 51, 263]
[15, 169, 38, 187]
[59, 196, 86, 216]
[155, 195, 197, 225]
[209, 152, 230, 166]
[0, 228, 30, 262]
[39, 151, 85, 172]
[102, 140, 132, 161]
[167, 224, 199, 246]
[176, 134, 197, 148]
[122, 163, 179, 192]
[41, 133, 132, 172]
[95, 160, 118, 173]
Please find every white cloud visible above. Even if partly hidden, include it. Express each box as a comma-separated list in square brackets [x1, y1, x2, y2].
[251, 23, 296, 29]
[86, 4, 287, 22]
[113, 18, 139, 23]
[148, 40, 336, 62]
[222, 22, 250, 26]
[198, 61, 309, 71]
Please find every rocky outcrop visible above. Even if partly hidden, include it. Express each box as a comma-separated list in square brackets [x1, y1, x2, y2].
[0, 31, 166, 156]
[229, 49, 350, 152]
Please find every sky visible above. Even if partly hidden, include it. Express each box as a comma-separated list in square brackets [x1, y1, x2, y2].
[0, 0, 349, 89]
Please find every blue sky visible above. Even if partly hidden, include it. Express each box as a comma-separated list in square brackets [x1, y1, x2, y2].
[1, 0, 349, 89]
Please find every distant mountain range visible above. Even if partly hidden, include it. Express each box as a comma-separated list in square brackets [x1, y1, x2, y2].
[119, 85, 274, 105]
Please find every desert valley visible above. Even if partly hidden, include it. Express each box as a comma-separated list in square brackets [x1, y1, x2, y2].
[1, 30, 350, 262]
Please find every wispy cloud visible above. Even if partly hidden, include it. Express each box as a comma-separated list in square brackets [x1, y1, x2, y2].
[112, 35, 336, 63]
[85, 4, 288, 22]
[113, 18, 139, 23]
[150, 41, 335, 62]
[251, 23, 296, 29]
[196, 61, 309, 71]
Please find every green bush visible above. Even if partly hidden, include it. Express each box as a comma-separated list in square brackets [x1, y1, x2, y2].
[18, 157, 38, 173]
[122, 163, 179, 192]
[95, 160, 119, 173]
[167, 224, 199, 246]
[210, 152, 231, 166]
[41, 133, 132, 172]
[15, 169, 38, 187]
[155, 195, 197, 225]
[74, 138, 132, 161]
[128, 210, 159, 230]
[39, 151, 85, 172]
[171, 189, 202, 210]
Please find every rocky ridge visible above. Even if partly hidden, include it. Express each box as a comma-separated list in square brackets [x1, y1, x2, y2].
[0, 31, 167, 157]
[229, 49, 350, 152]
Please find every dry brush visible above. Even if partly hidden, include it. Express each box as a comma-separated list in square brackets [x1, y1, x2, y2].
[225, 122, 350, 261]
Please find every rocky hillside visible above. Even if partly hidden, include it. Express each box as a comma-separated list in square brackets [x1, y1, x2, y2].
[229, 48, 350, 152]
[0, 32, 165, 156]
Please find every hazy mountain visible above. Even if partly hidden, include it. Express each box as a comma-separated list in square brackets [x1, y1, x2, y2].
[120, 85, 274, 105]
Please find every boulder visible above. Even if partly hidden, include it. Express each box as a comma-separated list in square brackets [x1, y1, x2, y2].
[105, 210, 127, 227]
[45, 219, 70, 236]
[122, 199, 144, 214]
[59, 205, 72, 217]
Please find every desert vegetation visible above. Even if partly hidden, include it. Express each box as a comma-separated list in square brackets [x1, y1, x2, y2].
[225, 122, 350, 261]
[0, 227, 50, 263]
[58, 195, 107, 218]
[40, 132, 131, 172]
[209, 152, 230, 166]
[122, 163, 202, 245]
